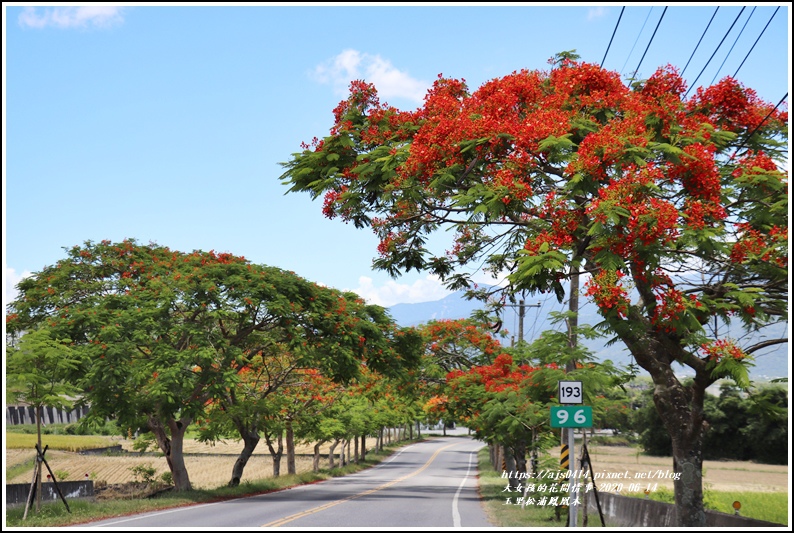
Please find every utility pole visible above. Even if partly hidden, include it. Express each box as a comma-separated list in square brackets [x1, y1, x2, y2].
[505, 298, 542, 481]
[507, 299, 541, 347]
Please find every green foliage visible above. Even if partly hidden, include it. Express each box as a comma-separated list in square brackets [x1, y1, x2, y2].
[632, 389, 673, 456]
[129, 464, 158, 485]
[635, 382, 789, 464]
[65, 419, 122, 436]
[160, 471, 174, 486]
[54, 469, 70, 481]
[6, 327, 82, 416]
[741, 385, 788, 464]
[132, 433, 156, 454]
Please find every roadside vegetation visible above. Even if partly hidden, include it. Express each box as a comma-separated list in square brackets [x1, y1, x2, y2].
[5, 433, 422, 528]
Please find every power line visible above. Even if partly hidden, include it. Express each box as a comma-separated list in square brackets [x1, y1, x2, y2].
[620, 7, 653, 77]
[601, 6, 625, 67]
[710, 7, 756, 85]
[685, 7, 746, 98]
[681, 6, 720, 77]
[734, 6, 781, 78]
[631, 6, 667, 80]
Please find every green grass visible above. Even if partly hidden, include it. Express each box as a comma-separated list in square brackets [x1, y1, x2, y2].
[4, 441, 413, 528]
[6, 456, 38, 481]
[706, 490, 788, 525]
[636, 486, 788, 525]
[476, 447, 568, 527]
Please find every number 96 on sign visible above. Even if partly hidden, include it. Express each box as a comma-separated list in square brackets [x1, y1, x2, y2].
[551, 406, 593, 428]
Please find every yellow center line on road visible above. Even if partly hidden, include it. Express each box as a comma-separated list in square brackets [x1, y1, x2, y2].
[261, 442, 460, 527]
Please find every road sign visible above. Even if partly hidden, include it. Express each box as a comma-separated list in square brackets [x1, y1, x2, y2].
[550, 406, 593, 428]
[558, 380, 583, 404]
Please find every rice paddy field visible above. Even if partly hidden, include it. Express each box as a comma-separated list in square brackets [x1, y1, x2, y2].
[6, 434, 381, 489]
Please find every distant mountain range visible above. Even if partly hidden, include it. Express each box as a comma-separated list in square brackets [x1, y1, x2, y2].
[388, 290, 789, 381]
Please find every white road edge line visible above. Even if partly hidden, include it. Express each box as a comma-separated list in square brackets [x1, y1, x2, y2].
[452, 449, 476, 528]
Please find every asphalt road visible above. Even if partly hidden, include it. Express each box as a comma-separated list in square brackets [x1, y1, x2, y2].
[80, 434, 495, 529]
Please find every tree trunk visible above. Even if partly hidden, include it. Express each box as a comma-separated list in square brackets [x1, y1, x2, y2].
[312, 443, 323, 473]
[264, 432, 283, 477]
[625, 325, 709, 527]
[285, 421, 296, 475]
[360, 434, 366, 461]
[512, 441, 527, 478]
[228, 426, 260, 487]
[354, 435, 359, 463]
[652, 376, 708, 527]
[149, 415, 192, 491]
[329, 439, 339, 469]
[489, 442, 497, 470]
[504, 444, 518, 489]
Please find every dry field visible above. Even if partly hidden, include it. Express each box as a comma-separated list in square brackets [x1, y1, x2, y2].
[5, 437, 380, 490]
[585, 443, 788, 494]
[6, 438, 788, 494]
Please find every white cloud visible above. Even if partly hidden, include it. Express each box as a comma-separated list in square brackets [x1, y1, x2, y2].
[350, 274, 451, 307]
[18, 6, 125, 29]
[4, 267, 32, 308]
[587, 7, 608, 21]
[311, 49, 430, 103]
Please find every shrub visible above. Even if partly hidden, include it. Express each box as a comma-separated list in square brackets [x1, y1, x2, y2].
[129, 464, 157, 485]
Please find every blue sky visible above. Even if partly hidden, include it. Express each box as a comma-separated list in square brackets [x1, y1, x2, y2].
[3, 3, 791, 309]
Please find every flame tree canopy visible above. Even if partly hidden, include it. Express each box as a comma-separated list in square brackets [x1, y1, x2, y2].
[279, 53, 788, 526]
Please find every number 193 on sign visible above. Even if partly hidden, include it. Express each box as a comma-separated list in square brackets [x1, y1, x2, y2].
[551, 406, 593, 428]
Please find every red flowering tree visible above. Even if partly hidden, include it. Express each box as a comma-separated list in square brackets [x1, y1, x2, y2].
[415, 318, 505, 432]
[280, 54, 788, 525]
[196, 290, 421, 485]
[445, 353, 563, 482]
[6, 239, 419, 491]
[418, 318, 504, 373]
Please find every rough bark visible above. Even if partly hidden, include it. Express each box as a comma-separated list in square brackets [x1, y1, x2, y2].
[360, 434, 366, 461]
[148, 415, 192, 491]
[285, 421, 296, 475]
[312, 442, 323, 473]
[264, 431, 283, 477]
[329, 439, 339, 469]
[504, 444, 518, 489]
[618, 312, 711, 527]
[228, 425, 260, 487]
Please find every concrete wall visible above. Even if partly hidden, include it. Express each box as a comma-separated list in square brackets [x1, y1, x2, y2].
[6, 481, 94, 507]
[584, 491, 782, 527]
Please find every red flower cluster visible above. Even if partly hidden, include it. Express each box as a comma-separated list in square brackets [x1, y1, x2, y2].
[701, 339, 746, 362]
[730, 223, 788, 267]
[584, 270, 630, 318]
